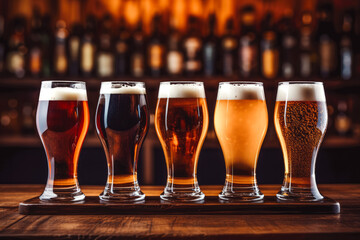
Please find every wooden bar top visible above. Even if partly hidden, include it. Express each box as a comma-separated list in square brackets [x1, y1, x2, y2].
[1, 184, 360, 239]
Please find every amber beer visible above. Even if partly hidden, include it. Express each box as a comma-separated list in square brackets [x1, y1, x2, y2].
[155, 82, 209, 202]
[36, 81, 89, 201]
[275, 82, 327, 201]
[214, 82, 268, 201]
[96, 82, 148, 201]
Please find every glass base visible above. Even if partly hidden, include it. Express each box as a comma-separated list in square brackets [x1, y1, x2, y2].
[277, 186, 324, 202]
[160, 183, 205, 202]
[99, 185, 145, 202]
[39, 186, 85, 202]
[219, 184, 264, 202]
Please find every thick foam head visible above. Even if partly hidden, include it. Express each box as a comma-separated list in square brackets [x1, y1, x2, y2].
[217, 83, 265, 100]
[39, 87, 87, 101]
[100, 84, 146, 95]
[158, 83, 205, 98]
[276, 83, 326, 102]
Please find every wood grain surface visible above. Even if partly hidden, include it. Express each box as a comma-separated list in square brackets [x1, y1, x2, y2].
[18, 196, 340, 215]
[0, 184, 360, 239]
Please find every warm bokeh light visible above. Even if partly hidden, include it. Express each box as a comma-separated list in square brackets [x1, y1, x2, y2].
[124, 0, 140, 27]
[171, 0, 187, 32]
[1, 0, 360, 35]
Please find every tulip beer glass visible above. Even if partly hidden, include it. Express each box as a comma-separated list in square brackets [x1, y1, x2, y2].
[36, 81, 89, 201]
[96, 82, 149, 201]
[214, 82, 268, 201]
[274, 82, 327, 201]
[155, 81, 209, 202]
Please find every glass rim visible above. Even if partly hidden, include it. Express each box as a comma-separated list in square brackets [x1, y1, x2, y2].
[101, 81, 145, 85]
[278, 81, 323, 85]
[159, 81, 204, 85]
[41, 80, 86, 84]
[219, 81, 263, 86]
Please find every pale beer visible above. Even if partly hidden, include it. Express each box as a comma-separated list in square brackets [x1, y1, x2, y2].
[214, 82, 268, 201]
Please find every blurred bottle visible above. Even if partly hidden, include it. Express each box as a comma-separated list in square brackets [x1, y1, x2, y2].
[130, 21, 145, 77]
[299, 11, 317, 79]
[29, 8, 43, 77]
[278, 11, 298, 79]
[115, 17, 130, 77]
[238, 5, 258, 79]
[340, 10, 355, 80]
[68, 23, 82, 77]
[97, 14, 115, 78]
[317, 3, 337, 79]
[0, 98, 20, 135]
[21, 101, 35, 135]
[166, 17, 183, 76]
[40, 15, 52, 77]
[352, 97, 360, 138]
[80, 15, 96, 77]
[203, 14, 217, 77]
[6, 17, 27, 79]
[327, 100, 336, 136]
[260, 12, 279, 79]
[355, 10, 360, 79]
[0, 15, 5, 76]
[147, 15, 165, 77]
[53, 20, 68, 76]
[221, 18, 237, 77]
[183, 16, 202, 76]
[335, 100, 352, 136]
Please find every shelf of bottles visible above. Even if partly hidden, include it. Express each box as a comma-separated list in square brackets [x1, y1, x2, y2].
[0, 0, 359, 148]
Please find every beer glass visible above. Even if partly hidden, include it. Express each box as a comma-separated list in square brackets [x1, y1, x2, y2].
[36, 81, 89, 201]
[214, 82, 268, 201]
[96, 82, 148, 201]
[275, 81, 327, 201]
[155, 81, 209, 202]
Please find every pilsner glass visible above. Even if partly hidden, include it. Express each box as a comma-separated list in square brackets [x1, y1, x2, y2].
[36, 81, 89, 201]
[214, 82, 268, 201]
[96, 82, 148, 201]
[274, 81, 327, 201]
[155, 81, 209, 202]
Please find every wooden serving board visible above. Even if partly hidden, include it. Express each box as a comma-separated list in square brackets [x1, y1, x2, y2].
[19, 196, 340, 215]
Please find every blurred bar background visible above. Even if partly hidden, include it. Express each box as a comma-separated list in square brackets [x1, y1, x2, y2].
[0, 0, 359, 186]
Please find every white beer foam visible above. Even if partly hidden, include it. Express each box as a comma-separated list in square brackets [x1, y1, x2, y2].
[100, 86, 146, 95]
[217, 84, 265, 100]
[276, 83, 326, 102]
[158, 83, 205, 98]
[39, 87, 88, 101]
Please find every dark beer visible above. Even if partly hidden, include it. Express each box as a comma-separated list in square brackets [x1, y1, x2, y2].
[96, 82, 148, 201]
[36, 82, 89, 201]
[155, 82, 208, 202]
[274, 82, 327, 201]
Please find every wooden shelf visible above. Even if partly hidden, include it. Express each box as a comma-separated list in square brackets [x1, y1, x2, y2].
[0, 78, 360, 91]
[0, 135, 101, 148]
[0, 134, 359, 149]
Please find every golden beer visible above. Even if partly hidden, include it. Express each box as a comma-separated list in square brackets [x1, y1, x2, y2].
[275, 82, 327, 201]
[214, 82, 268, 201]
[155, 82, 208, 202]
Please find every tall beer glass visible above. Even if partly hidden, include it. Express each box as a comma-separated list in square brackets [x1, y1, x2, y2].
[36, 81, 89, 201]
[96, 82, 148, 201]
[214, 82, 268, 201]
[155, 81, 209, 202]
[275, 82, 327, 201]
